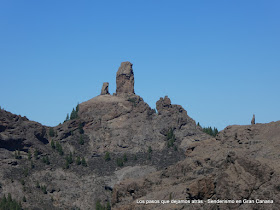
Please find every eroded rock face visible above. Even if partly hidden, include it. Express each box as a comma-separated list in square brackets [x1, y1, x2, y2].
[116, 61, 134, 95]
[101, 82, 110, 95]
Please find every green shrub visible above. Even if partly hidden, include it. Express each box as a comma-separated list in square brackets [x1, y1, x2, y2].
[105, 152, 111, 161]
[41, 185, 47, 194]
[23, 168, 29, 177]
[148, 146, 152, 153]
[128, 98, 137, 106]
[96, 200, 111, 210]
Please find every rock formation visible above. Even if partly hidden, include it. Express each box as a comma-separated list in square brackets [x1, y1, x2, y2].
[100, 82, 109, 95]
[156, 96, 172, 114]
[113, 122, 280, 209]
[1, 61, 280, 210]
[116, 61, 134, 95]
[251, 114, 255, 125]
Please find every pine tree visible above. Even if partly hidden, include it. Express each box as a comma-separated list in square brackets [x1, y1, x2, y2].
[123, 154, 128, 162]
[116, 158, 124, 167]
[28, 150, 32, 160]
[56, 142, 63, 155]
[46, 156, 50, 165]
[67, 152, 73, 164]
[65, 113, 70, 122]
[76, 103, 79, 113]
[105, 152, 111, 161]
[81, 157, 87, 167]
[34, 150, 39, 160]
[79, 135, 84, 145]
[30, 160, 34, 169]
[36, 181, 40, 188]
[106, 201, 111, 210]
[49, 127, 55, 137]
[70, 108, 77, 120]
[51, 140, 55, 149]
[76, 156, 81, 165]
[79, 123, 84, 134]
[65, 159, 69, 169]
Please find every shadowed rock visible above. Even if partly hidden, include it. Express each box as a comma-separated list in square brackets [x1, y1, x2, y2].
[116, 61, 134, 95]
[101, 82, 110, 95]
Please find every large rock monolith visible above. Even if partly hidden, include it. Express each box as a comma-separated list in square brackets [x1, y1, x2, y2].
[116, 62, 135, 95]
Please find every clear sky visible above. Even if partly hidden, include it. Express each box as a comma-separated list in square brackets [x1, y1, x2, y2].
[1, 0, 279, 130]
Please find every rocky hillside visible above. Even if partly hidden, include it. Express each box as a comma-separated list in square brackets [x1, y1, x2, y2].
[0, 62, 279, 210]
[112, 122, 280, 210]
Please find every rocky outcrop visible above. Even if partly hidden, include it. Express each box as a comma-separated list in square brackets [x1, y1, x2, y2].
[101, 82, 110, 95]
[156, 96, 172, 114]
[251, 114, 255, 125]
[0, 109, 49, 152]
[116, 61, 134, 95]
[112, 122, 280, 209]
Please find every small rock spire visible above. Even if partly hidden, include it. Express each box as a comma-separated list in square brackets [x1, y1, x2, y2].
[101, 82, 110, 95]
[251, 114, 255, 125]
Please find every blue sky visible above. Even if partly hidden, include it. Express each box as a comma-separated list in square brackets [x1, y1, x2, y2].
[1, 0, 279, 130]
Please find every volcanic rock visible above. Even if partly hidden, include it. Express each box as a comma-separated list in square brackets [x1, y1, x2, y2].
[116, 61, 135, 95]
[101, 82, 110, 95]
[156, 96, 172, 114]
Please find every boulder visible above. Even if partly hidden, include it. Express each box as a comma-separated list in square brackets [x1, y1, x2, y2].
[116, 62, 134, 95]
